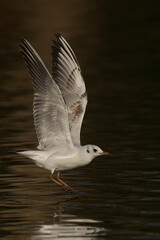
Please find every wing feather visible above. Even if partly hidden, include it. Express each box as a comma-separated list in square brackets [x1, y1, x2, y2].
[52, 34, 88, 146]
[20, 38, 74, 151]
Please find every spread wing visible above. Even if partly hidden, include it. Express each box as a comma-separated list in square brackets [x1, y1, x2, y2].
[52, 34, 87, 146]
[20, 38, 74, 151]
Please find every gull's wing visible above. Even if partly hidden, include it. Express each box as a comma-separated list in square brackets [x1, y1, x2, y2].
[52, 34, 87, 146]
[20, 38, 74, 151]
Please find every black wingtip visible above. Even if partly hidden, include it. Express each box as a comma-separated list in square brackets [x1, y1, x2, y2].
[19, 37, 28, 50]
[55, 33, 61, 39]
[51, 33, 61, 44]
[19, 36, 26, 43]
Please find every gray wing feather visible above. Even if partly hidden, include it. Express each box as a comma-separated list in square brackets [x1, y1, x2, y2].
[52, 34, 87, 146]
[20, 38, 74, 151]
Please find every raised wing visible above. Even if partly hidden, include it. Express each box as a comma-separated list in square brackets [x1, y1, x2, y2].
[52, 34, 87, 146]
[20, 38, 74, 151]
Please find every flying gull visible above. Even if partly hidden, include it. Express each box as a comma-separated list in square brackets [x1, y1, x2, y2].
[17, 34, 110, 193]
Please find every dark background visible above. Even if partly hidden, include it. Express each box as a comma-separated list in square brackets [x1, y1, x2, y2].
[0, 1, 160, 239]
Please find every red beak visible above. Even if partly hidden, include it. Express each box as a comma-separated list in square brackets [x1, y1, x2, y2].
[101, 152, 111, 156]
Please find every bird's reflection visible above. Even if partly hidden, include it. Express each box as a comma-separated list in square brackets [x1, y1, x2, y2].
[52, 196, 78, 223]
[31, 196, 108, 240]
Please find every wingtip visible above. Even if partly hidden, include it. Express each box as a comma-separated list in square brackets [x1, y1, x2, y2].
[51, 33, 61, 44]
[19, 36, 26, 43]
[19, 37, 32, 48]
[19, 37, 29, 50]
[55, 33, 61, 38]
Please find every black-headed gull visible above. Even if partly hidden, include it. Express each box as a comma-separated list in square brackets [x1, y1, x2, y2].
[17, 34, 110, 193]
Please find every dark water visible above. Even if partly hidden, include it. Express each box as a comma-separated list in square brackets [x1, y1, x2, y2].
[1, 0, 160, 239]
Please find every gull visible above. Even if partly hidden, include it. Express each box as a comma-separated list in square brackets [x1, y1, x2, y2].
[17, 34, 110, 193]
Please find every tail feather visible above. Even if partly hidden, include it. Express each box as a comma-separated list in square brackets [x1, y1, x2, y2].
[16, 150, 45, 167]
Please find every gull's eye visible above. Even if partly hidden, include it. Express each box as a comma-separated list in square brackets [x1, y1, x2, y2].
[87, 149, 90, 153]
[93, 149, 97, 152]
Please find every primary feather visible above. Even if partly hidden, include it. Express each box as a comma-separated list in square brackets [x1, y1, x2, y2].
[20, 34, 88, 149]
[52, 34, 88, 146]
[20, 37, 74, 151]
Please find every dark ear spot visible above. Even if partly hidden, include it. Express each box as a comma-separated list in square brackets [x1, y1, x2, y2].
[93, 149, 97, 152]
[87, 149, 90, 153]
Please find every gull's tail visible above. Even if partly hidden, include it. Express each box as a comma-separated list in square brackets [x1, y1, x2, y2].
[16, 150, 45, 168]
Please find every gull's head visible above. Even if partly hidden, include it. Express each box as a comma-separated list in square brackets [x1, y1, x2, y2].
[83, 144, 111, 161]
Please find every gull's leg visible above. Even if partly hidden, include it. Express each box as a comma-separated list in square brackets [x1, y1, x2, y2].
[57, 172, 78, 193]
[57, 172, 68, 187]
[50, 172, 69, 192]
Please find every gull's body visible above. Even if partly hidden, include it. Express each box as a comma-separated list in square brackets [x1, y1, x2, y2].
[17, 34, 110, 193]
[18, 146, 95, 172]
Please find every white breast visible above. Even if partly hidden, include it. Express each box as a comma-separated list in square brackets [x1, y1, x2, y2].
[42, 147, 91, 172]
